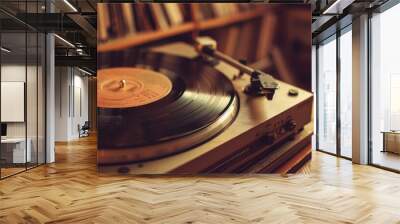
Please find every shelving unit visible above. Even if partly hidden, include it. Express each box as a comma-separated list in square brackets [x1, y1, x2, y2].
[197, 8, 265, 31]
[97, 4, 267, 53]
[98, 22, 195, 52]
[97, 3, 312, 90]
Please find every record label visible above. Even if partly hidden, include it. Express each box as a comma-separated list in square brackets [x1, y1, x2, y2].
[98, 67, 172, 108]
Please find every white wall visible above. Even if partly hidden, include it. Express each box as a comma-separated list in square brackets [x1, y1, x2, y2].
[55, 66, 70, 141]
[54, 66, 89, 141]
[1, 63, 46, 163]
[1, 64, 35, 138]
[72, 73, 89, 138]
[1, 65, 26, 141]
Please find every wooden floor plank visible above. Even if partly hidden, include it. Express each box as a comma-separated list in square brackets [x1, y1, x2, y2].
[1, 135, 400, 223]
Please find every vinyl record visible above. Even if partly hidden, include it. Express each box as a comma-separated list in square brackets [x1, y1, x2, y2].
[97, 52, 239, 164]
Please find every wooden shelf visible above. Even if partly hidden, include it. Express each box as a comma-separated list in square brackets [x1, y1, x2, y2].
[98, 7, 267, 53]
[98, 22, 195, 53]
[197, 8, 266, 31]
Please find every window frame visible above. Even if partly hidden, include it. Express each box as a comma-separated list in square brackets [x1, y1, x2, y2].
[315, 23, 353, 160]
[367, 0, 400, 173]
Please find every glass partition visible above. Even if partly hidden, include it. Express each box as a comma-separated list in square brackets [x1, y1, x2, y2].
[27, 30, 38, 169]
[38, 32, 45, 165]
[1, 31, 28, 177]
[0, 1, 46, 179]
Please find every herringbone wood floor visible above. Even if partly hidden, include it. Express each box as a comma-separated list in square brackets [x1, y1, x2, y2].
[1, 135, 400, 224]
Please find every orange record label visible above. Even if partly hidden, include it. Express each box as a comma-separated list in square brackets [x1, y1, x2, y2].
[98, 67, 172, 108]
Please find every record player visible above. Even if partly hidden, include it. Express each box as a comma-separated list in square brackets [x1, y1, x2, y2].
[97, 39, 313, 174]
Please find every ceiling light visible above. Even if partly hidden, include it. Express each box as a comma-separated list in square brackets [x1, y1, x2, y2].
[54, 34, 75, 48]
[78, 67, 93, 76]
[1, 47, 11, 53]
[76, 48, 86, 55]
[63, 0, 78, 12]
[323, 0, 354, 15]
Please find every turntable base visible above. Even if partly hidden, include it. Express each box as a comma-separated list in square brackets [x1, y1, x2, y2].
[99, 123, 312, 174]
[97, 42, 313, 174]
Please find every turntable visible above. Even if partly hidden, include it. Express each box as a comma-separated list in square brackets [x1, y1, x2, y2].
[97, 40, 313, 174]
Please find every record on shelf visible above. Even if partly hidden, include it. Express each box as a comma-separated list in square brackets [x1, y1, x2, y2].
[97, 52, 239, 164]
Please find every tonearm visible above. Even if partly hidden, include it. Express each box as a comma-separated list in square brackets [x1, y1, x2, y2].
[195, 37, 278, 100]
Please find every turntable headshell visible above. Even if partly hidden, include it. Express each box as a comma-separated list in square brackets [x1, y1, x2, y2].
[195, 37, 279, 100]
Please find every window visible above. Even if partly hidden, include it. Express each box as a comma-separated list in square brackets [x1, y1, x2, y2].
[316, 25, 353, 159]
[339, 28, 352, 158]
[317, 35, 337, 154]
[370, 3, 400, 171]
